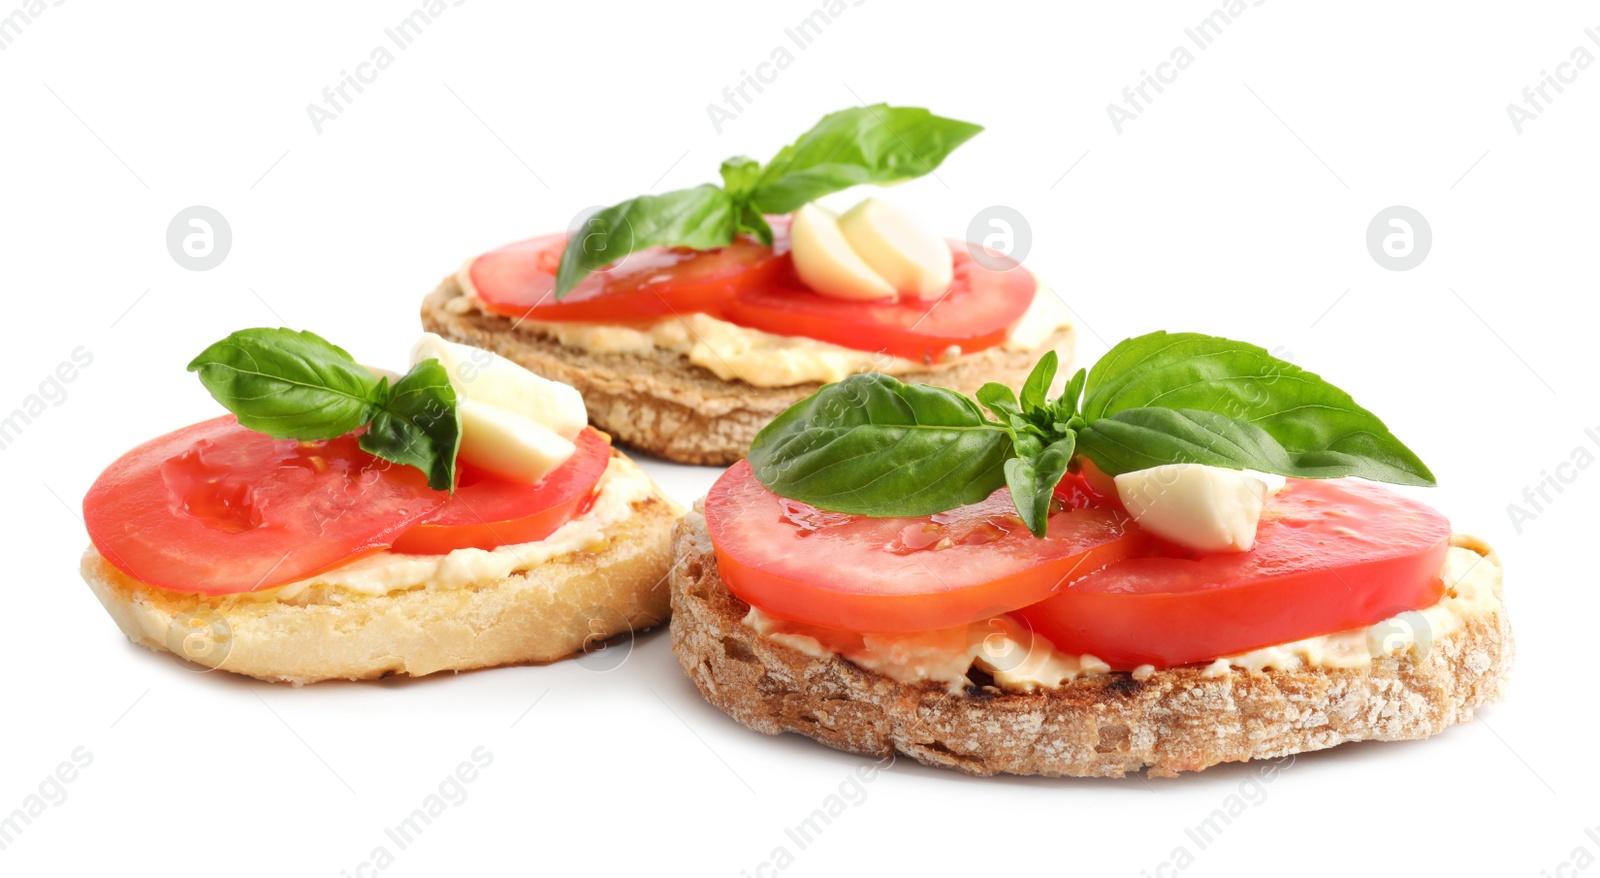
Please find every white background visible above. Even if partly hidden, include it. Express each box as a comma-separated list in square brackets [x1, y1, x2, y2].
[2, 1, 1595, 875]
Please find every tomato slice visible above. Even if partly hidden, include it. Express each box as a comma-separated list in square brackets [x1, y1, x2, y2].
[724, 247, 1036, 363]
[1015, 479, 1453, 669]
[468, 218, 1038, 362]
[390, 428, 612, 554]
[83, 417, 447, 595]
[469, 232, 785, 323]
[704, 462, 1146, 633]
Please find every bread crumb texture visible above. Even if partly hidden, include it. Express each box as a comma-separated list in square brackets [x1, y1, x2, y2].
[81, 488, 679, 686]
[668, 511, 1514, 778]
[421, 274, 1074, 465]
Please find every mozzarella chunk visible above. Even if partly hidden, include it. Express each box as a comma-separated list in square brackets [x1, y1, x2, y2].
[837, 198, 953, 299]
[455, 400, 578, 484]
[1113, 464, 1279, 553]
[412, 333, 586, 437]
[789, 202, 897, 301]
[410, 333, 588, 482]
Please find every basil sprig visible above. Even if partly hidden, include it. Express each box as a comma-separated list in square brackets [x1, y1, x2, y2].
[553, 105, 982, 298]
[742, 374, 1013, 518]
[746, 331, 1435, 537]
[187, 328, 462, 491]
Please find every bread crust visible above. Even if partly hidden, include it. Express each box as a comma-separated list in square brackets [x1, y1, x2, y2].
[668, 510, 1514, 778]
[81, 478, 680, 686]
[420, 275, 1074, 465]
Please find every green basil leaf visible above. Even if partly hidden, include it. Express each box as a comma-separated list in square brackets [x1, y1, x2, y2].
[553, 185, 737, 298]
[719, 155, 761, 199]
[748, 105, 984, 214]
[359, 359, 461, 491]
[976, 382, 1020, 418]
[186, 328, 380, 439]
[747, 373, 1013, 517]
[190, 327, 464, 491]
[1056, 367, 1088, 422]
[734, 202, 774, 247]
[1003, 434, 1076, 538]
[1075, 407, 1296, 477]
[1019, 349, 1057, 413]
[1081, 332, 1435, 486]
[1009, 426, 1044, 460]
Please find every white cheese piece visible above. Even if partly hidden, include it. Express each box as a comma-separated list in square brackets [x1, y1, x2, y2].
[789, 202, 897, 301]
[410, 333, 587, 483]
[1113, 463, 1276, 553]
[836, 198, 953, 299]
[411, 333, 587, 437]
[456, 399, 577, 485]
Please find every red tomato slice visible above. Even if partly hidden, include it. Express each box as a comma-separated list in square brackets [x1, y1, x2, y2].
[704, 461, 1146, 633]
[1016, 479, 1453, 669]
[83, 417, 447, 595]
[390, 428, 612, 554]
[724, 247, 1037, 363]
[469, 232, 784, 323]
[468, 218, 1038, 362]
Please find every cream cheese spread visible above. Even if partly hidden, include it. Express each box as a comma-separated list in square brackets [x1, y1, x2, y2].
[269, 454, 658, 602]
[743, 607, 1110, 695]
[452, 263, 1073, 388]
[743, 538, 1502, 693]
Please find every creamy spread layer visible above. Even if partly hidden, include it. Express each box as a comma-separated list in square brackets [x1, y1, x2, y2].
[451, 264, 1074, 388]
[743, 537, 1502, 694]
[266, 454, 659, 602]
[744, 608, 1111, 695]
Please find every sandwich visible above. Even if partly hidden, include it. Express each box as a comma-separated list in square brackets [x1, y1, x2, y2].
[669, 332, 1512, 777]
[422, 104, 1075, 465]
[79, 328, 679, 685]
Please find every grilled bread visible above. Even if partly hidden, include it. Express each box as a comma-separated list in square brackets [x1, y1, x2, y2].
[421, 275, 1074, 465]
[81, 455, 679, 685]
[669, 509, 1513, 778]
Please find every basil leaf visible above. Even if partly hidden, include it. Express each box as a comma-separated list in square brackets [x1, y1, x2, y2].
[359, 360, 461, 491]
[1057, 367, 1088, 421]
[551, 106, 979, 289]
[719, 155, 761, 199]
[1008, 423, 1045, 459]
[735, 202, 774, 247]
[984, 394, 1047, 456]
[747, 331, 1438, 536]
[553, 185, 737, 298]
[1019, 349, 1057, 413]
[976, 382, 1020, 418]
[1075, 407, 1296, 477]
[748, 105, 984, 214]
[1081, 332, 1435, 486]
[190, 327, 464, 491]
[187, 328, 380, 439]
[1078, 403, 1442, 486]
[1004, 434, 1075, 538]
[747, 373, 1013, 517]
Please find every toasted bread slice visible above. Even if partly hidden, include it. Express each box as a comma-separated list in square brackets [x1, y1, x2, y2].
[420, 275, 1074, 465]
[81, 459, 680, 686]
[669, 509, 1513, 778]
